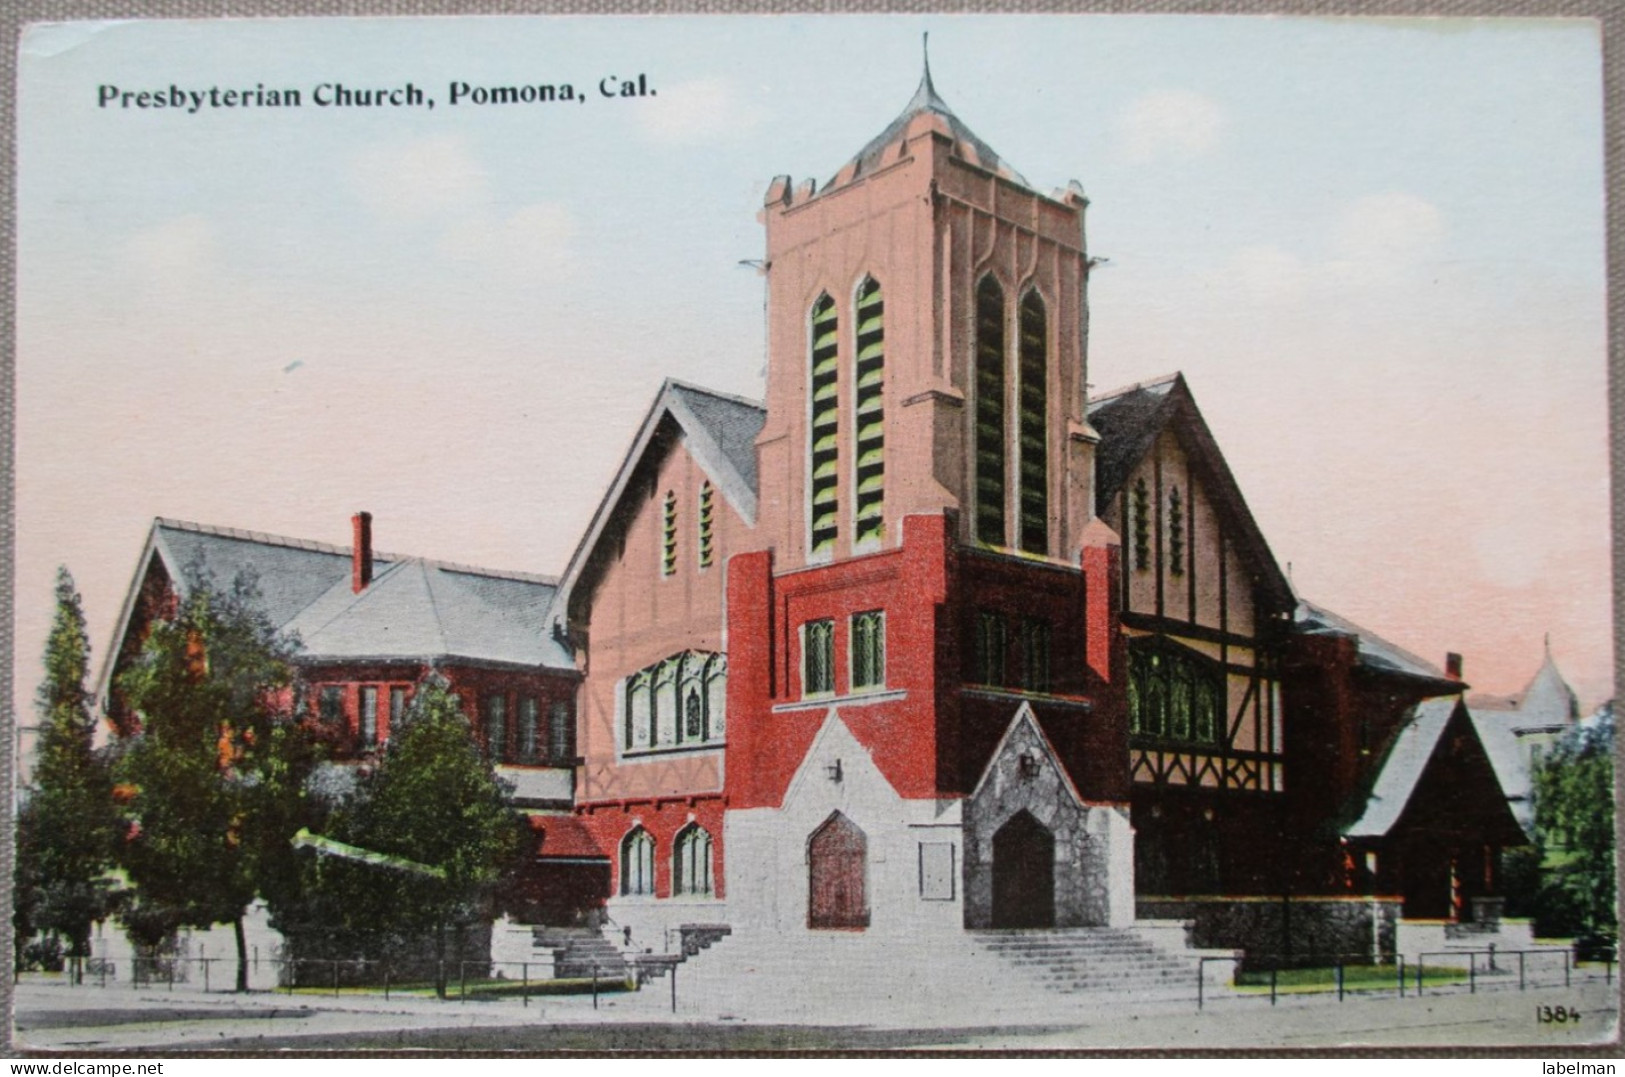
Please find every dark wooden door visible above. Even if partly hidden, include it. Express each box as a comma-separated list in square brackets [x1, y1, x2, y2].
[809, 813, 869, 929]
[993, 810, 1056, 928]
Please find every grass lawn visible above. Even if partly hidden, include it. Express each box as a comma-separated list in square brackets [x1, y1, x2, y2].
[1234, 963, 1469, 995]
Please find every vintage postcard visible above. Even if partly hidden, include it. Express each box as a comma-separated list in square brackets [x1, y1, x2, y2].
[9, 12, 1618, 1053]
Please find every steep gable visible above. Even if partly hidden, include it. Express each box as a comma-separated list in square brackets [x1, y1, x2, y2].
[1089, 373, 1292, 611]
[556, 379, 765, 630]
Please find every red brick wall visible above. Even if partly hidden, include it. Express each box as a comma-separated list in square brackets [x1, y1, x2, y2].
[575, 795, 727, 900]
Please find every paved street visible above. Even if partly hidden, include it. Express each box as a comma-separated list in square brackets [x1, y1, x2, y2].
[10, 971, 1618, 1051]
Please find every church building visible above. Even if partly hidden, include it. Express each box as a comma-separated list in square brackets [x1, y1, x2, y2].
[101, 63, 1529, 969]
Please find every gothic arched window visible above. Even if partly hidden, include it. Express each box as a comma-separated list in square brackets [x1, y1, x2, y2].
[974, 276, 1007, 546]
[620, 827, 656, 897]
[1017, 290, 1048, 555]
[809, 293, 840, 555]
[673, 824, 714, 896]
[853, 277, 885, 545]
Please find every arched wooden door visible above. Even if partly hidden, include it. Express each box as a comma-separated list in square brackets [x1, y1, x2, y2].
[992, 810, 1056, 928]
[808, 812, 869, 929]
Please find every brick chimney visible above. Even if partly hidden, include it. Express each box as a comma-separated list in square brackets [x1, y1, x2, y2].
[352, 511, 373, 593]
[1445, 651, 1463, 681]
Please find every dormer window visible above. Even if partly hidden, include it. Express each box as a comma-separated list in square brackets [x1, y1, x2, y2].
[809, 293, 840, 555]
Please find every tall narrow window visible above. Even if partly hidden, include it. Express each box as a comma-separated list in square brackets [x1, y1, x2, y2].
[975, 277, 1007, 545]
[1018, 291, 1049, 555]
[972, 610, 1007, 687]
[653, 658, 678, 747]
[518, 697, 540, 763]
[697, 481, 715, 568]
[549, 701, 574, 762]
[388, 686, 406, 736]
[673, 825, 714, 896]
[621, 828, 656, 897]
[851, 610, 886, 690]
[1168, 487, 1185, 577]
[484, 694, 507, 761]
[625, 671, 652, 750]
[1021, 618, 1052, 693]
[808, 293, 840, 555]
[318, 685, 345, 727]
[359, 686, 378, 747]
[1132, 478, 1151, 571]
[661, 491, 677, 576]
[804, 619, 835, 696]
[853, 277, 885, 544]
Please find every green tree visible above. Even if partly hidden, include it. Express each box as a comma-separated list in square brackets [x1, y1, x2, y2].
[318, 677, 525, 996]
[114, 565, 312, 991]
[1531, 708, 1616, 953]
[17, 568, 120, 979]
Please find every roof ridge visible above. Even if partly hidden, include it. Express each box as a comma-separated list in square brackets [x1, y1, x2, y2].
[1089, 372, 1183, 404]
[154, 517, 406, 561]
[665, 378, 766, 414]
[153, 518, 554, 585]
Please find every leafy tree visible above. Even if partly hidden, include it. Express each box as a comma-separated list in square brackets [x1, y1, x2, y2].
[1531, 708, 1616, 953]
[114, 565, 313, 991]
[16, 568, 120, 979]
[305, 677, 524, 996]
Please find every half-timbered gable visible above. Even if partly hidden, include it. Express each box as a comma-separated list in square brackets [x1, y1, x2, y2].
[1089, 374, 1294, 803]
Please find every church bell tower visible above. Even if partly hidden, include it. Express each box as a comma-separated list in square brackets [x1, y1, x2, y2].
[753, 53, 1100, 572]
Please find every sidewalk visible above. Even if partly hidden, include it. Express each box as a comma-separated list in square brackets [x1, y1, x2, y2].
[12, 971, 1619, 1051]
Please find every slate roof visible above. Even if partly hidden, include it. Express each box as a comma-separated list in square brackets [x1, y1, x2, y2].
[837, 60, 1031, 190]
[284, 557, 571, 669]
[111, 518, 572, 683]
[1294, 600, 1459, 690]
[1512, 650, 1580, 730]
[1086, 373, 1293, 611]
[667, 381, 766, 499]
[556, 379, 766, 625]
[1344, 697, 1459, 838]
[1087, 374, 1182, 508]
[153, 519, 376, 629]
[1467, 708, 1535, 836]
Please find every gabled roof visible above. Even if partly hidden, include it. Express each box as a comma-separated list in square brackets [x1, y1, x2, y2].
[555, 379, 766, 627]
[101, 518, 571, 704]
[1295, 600, 1461, 693]
[1087, 373, 1293, 611]
[1344, 698, 1458, 838]
[284, 557, 571, 670]
[1344, 696, 1525, 845]
[834, 58, 1031, 191]
[153, 518, 376, 627]
[1467, 707, 1535, 837]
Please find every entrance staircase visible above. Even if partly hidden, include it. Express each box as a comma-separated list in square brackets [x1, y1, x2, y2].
[531, 926, 628, 980]
[971, 928, 1201, 998]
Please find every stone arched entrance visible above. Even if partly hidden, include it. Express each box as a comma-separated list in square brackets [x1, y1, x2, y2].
[808, 812, 869, 929]
[992, 810, 1055, 928]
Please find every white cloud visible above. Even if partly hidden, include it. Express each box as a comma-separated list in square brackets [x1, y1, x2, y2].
[1223, 245, 1308, 304]
[1331, 191, 1445, 266]
[1113, 90, 1225, 165]
[438, 201, 577, 278]
[124, 214, 216, 278]
[632, 77, 767, 145]
[348, 134, 487, 221]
